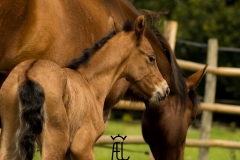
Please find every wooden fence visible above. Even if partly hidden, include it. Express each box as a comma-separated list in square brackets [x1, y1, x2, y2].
[96, 21, 240, 160]
[96, 101, 240, 148]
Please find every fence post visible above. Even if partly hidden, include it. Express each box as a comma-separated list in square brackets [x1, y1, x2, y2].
[163, 21, 178, 52]
[199, 39, 218, 160]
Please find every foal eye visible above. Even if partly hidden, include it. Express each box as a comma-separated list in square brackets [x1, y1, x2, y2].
[148, 56, 155, 63]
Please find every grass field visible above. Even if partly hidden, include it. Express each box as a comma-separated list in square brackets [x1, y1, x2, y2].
[185, 123, 240, 160]
[34, 120, 240, 160]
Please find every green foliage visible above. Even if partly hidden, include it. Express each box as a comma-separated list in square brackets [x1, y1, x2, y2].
[133, 0, 173, 11]
[169, 0, 240, 47]
[169, 0, 240, 101]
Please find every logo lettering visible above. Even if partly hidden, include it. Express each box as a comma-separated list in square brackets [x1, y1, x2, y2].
[111, 134, 130, 160]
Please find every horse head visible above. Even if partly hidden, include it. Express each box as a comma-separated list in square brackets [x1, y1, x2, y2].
[142, 65, 207, 160]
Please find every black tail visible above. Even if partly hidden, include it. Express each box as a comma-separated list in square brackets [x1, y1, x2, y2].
[17, 79, 45, 160]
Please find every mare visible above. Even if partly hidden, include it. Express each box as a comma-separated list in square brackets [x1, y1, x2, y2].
[0, 0, 206, 159]
[0, 16, 169, 160]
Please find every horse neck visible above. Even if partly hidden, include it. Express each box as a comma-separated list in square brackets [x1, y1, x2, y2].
[77, 34, 132, 104]
[0, 0, 27, 30]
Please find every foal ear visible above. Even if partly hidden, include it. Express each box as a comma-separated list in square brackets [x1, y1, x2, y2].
[186, 65, 208, 92]
[134, 15, 146, 45]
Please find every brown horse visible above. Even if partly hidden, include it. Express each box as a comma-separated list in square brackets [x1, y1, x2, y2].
[0, 0, 205, 159]
[0, 16, 169, 160]
[142, 66, 207, 160]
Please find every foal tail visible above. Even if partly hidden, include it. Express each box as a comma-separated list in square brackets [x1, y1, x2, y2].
[17, 79, 45, 160]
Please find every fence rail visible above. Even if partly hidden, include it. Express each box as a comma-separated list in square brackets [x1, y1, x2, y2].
[113, 100, 240, 115]
[96, 136, 240, 149]
[177, 59, 240, 77]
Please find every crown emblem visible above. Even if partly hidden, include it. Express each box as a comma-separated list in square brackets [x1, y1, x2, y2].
[111, 134, 127, 141]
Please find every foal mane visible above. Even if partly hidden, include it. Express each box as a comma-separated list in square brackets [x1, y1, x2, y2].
[66, 31, 116, 69]
[67, 20, 134, 70]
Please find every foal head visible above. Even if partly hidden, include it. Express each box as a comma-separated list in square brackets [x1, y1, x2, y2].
[120, 15, 170, 105]
[67, 15, 169, 106]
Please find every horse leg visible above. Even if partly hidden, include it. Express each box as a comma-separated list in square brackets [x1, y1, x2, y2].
[39, 101, 70, 160]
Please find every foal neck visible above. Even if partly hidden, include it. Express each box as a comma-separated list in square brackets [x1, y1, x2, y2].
[77, 32, 133, 103]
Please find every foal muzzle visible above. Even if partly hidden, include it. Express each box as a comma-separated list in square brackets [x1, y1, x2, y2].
[149, 80, 170, 104]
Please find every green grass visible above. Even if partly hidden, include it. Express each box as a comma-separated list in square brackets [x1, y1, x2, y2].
[94, 121, 150, 160]
[33, 152, 41, 160]
[33, 121, 240, 160]
[96, 121, 240, 160]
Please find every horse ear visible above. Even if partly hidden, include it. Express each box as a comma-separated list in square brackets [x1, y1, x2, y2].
[186, 65, 208, 92]
[108, 16, 121, 32]
[134, 15, 146, 45]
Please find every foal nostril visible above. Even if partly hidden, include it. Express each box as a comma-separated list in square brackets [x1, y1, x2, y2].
[166, 87, 170, 95]
[157, 92, 162, 101]
[161, 94, 166, 100]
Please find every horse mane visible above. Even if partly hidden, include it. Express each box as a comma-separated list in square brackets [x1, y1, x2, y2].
[67, 20, 134, 70]
[149, 21, 200, 114]
[189, 89, 201, 117]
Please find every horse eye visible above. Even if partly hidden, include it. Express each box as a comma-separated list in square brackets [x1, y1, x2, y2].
[148, 56, 155, 63]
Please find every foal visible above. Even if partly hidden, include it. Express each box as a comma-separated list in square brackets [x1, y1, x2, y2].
[0, 15, 169, 160]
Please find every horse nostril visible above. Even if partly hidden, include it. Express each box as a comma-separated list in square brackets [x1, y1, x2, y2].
[166, 87, 170, 95]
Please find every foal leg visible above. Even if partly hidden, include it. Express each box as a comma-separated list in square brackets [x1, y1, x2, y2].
[39, 102, 70, 160]
[39, 128, 69, 160]
[0, 85, 20, 160]
[69, 129, 96, 160]
[69, 123, 105, 160]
